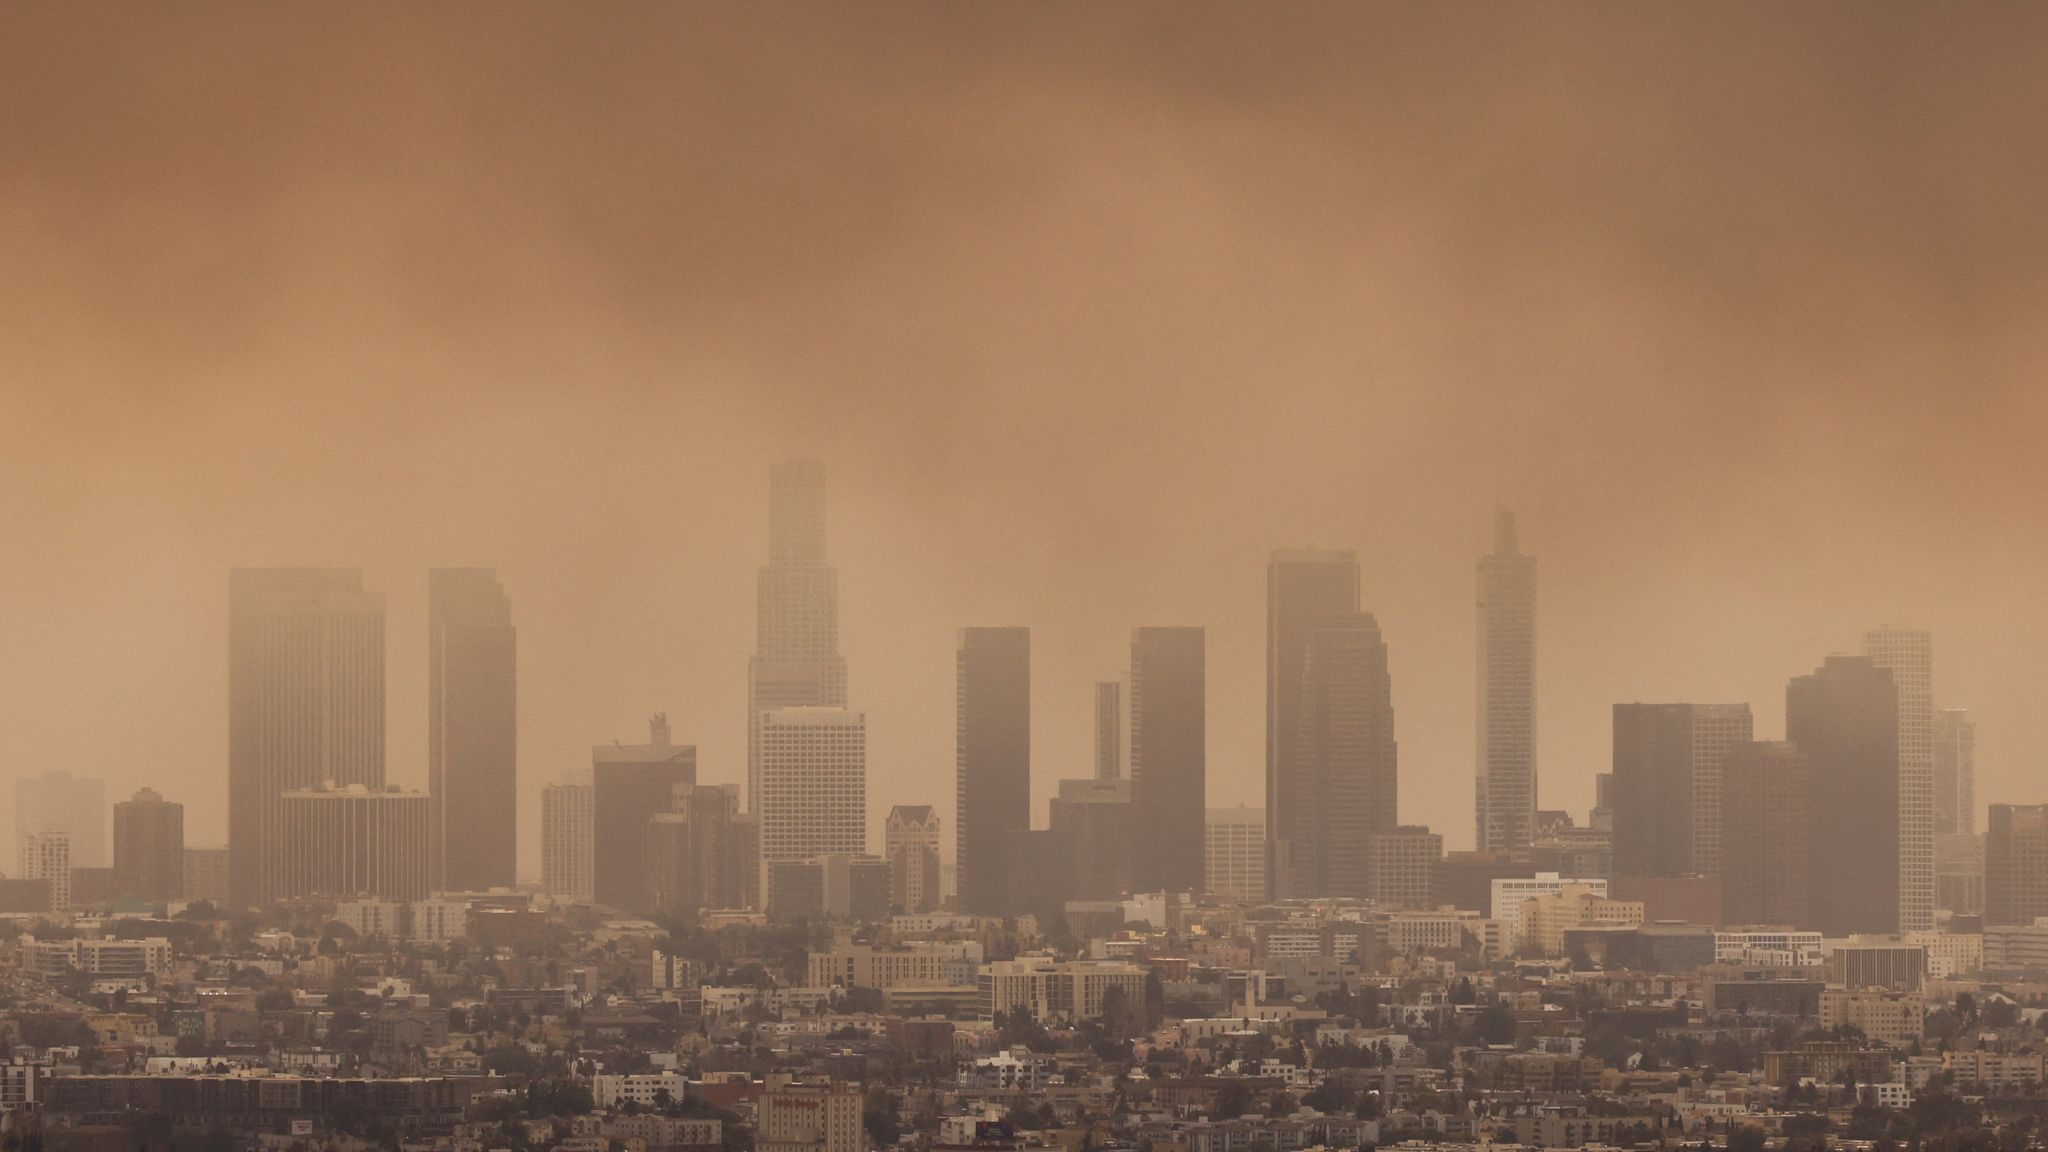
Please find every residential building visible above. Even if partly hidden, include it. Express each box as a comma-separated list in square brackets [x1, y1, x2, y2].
[757, 1081, 862, 1152]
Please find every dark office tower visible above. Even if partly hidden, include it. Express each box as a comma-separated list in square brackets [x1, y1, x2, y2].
[1935, 709, 1977, 836]
[228, 568, 385, 909]
[1786, 655, 1900, 936]
[648, 783, 748, 917]
[1985, 804, 2048, 927]
[1049, 778, 1135, 901]
[1719, 741, 1812, 928]
[591, 714, 696, 912]
[1611, 703, 1753, 880]
[1131, 627, 1206, 894]
[112, 788, 184, 903]
[1291, 613, 1398, 900]
[1095, 682, 1123, 781]
[955, 627, 1031, 915]
[1475, 511, 1537, 853]
[1266, 550, 1360, 899]
[427, 568, 516, 894]
[747, 460, 848, 816]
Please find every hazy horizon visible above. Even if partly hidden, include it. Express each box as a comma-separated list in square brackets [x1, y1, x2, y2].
[6, 3, 2047, 877]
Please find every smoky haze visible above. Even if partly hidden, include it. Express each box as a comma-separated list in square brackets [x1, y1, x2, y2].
[4, 3, 2046, 875]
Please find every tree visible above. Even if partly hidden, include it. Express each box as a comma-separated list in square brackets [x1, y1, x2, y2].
[864, 1086, 902, 1147]
[1213, 1081, 1253, 1121]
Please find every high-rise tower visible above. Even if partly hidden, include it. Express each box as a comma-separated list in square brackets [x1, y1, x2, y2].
[748, 460, 848, 816]
[113, 787, 185, 903]
[955, 627, 1031, 915]
[1787, 654, 1900, 936]
[1610, 703, 1752, 880]
[1266, 549, 1360, 899]
[1131, 627, 1205, 895]
[428, 567, 516, 893]
[1934, 708, 1976, 836]
[1475, 511, 1537, 852]
[1094, 681, 1123, 782]
[1863, 625, 1934, 933]
[228, 568, 386, 908]
[1291, 613, 1398, 900]
[758, 707, 867, 905]
[592, 715, 695, 913]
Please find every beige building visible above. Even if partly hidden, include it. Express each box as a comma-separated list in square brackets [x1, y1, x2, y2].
[757, 1081, 863, 1152]
[1516, 885, 1643, 956]
[1205, 806, 1265, 903]
[977, 957, 1148, 1022]
[1820, 987, 1926, 1048]
[807, 943, 946, 990]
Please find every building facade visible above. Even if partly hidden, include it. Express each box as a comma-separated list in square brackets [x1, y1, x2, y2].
[1476, 511, 1537, 852]
[276, 784, 430, 902]
[1719, 740, 1811, 929]
[1611, 703, 1752, 880]
[955, 627, 1030, 915]
[1787, 654, 1900, 936]
[540, 781, 595, 903]
[591, 716, 695, 912]
[748, 460, 848, 818]
[1986, 803, 2048, 927]
[758, 707, 866, 905]
[112, 787, 183, 903]
[1864, 626, 1935, 933]
[15, 771, 106, 871]
[1266, 549, 1360, 900]
[1205, 806, 1265, 903]
[1292, 612, 1398, 900]
[426, 567, 516, 893]
[1131, 627, 1206, 894]
[884, 804, 941, 914]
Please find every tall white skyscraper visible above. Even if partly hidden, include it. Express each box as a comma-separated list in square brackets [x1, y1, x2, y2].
[1864, 625, 1935, 933]
[15, 771, 106, 870]
[1476, 510, 1537, 852]
[1935, 708, 1977, 836]
[540, 780, 595, 903]
[747, 461, 848, 817]
[757, 706, 866, 903]
[20, 830, 72, 912]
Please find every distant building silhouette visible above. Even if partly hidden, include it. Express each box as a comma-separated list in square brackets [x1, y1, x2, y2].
[540, 780, 594, 903]
[182, 847, 229, 905]
[1131, 627, 1205, 895]
[1368, 826, 1443, 910]
[1985, 804, 2048, 927]
[20, 831, 71, 912]
[1476, 511, 1537, 852]
[955, 627, 1030, 915]
[1863, 625, 1935, 932]
[1610, 703, 1752, 880]
[758, 707, 866, 906]
[885, 804, 941, 914]
[427, 567, 516, 893]
[113, 787, 184, 903]
[1048, 777, 1133, 903]
[648, 783, 753, 917]
[591, 715, 695, 912]
[1934, 708, 1976, 836]
[747, 460, 847, 817]
[1719, 741, 1811, 928]
[1291, 613, 1399, 900]
[228, 568, 385, 908]
[1787, 654, 1900, 936]
[15, 771, 106, 872]
[1266, 549, 1360, 899]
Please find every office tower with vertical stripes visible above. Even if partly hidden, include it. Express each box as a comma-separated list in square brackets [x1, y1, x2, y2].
[1266, 549, 1360, 899]
[748, 460, 848, 816]
[1292, 612, 1399, 900]
[1095, 681, 1122, 781]
[1985, 803, 2048, 928]
[228, 568, 386, 908]
[758, 707, 867, 906]
[428, 567, 516, 893]
[1787, 654, 1900, 936]
[541, 780, 595, 903]
[1131, 626, 1206, 895]
[1935, 708, 1976, 835]
[1476, 511, 1537, 852]
[955, 627, 1031, 914]
[1863, 625, 1935, 932]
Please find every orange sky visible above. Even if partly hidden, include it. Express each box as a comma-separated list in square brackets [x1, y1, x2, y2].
[4, 4, 2047, 874]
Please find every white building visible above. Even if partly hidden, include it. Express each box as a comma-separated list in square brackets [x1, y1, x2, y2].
[1715, 928, 1824, 966]
[1205, 806, 1266, 904]
[541, 780, 595, 903]
[593, 1071, 690, 1109]
[758, 707, 867, 903]
[337, 899, 404, 938]
[1490, 873, 1606, 940]
[412, 897, 467, 943]
[1864, 626, 1935, 933]
[19, 831, 72, 912]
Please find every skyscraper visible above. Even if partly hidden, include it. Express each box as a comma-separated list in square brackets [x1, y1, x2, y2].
[228, 568, 386, 908]
[1204, 805, 1265, 903]
[1786, 654, 1900, 936]
[113, 787, 184, 903]
[15, 771, 107, 870]
[1291, 613, 1398, 900]
[1863, 625, 1934, 933]
[19, 832, 71, 913]
[748, 460, 848, 816]
[648, 783, 752, 917]
[1476, 510, 1537, 853]
[885, 804, 942, 914]
[427, 567, 517, 893]
[1985, 804, 2048, 928]
[758, 707, 867, 904]
[1719, 741, 1811, 928]
[540, 780, 595, 903]
[1094, 681, 1123, 781]
[277, 783, 430, 902]
[1047, 777, 1134, 902]
[1611, 703, 1753, 880]
[1131, 627, 1205, 894]
[592, 715, 695, 912]
[1935, 708, 1977, 836]
[955, 627, 1030, 915]
[1266, 549, 1360, 899]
